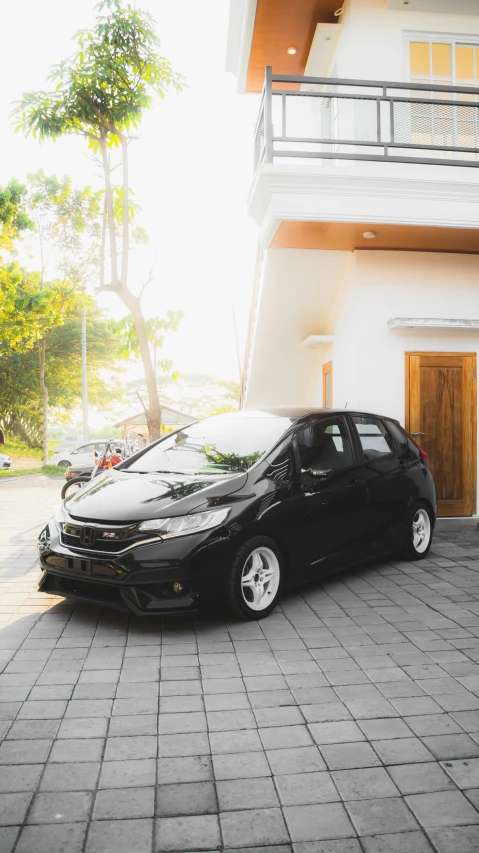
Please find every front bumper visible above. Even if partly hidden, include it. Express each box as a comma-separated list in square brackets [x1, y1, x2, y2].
[37, 519, 228, 615]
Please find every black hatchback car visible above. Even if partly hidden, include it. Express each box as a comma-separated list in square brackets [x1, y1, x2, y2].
[38, 409, 436, 620]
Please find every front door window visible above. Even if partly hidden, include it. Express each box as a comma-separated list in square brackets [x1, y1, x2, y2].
[297, 416, 353, 473]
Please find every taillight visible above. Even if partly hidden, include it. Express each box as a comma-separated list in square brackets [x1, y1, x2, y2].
[419, 448, 429, 466]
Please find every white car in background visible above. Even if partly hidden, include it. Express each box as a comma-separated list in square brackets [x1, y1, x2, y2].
[49, 441, 109, 468]
[0, 453, 11, 470]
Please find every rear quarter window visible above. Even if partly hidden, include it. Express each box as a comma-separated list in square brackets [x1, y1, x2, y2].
[385, 420, 420, 457]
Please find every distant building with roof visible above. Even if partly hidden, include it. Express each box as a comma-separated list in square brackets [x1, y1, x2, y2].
[114, 406, 194, 445]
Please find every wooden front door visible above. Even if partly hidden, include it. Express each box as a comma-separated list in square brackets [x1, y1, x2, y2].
[406, 352, 477, 517]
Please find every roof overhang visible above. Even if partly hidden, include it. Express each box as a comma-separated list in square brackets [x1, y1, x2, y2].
[227, 0, 342, 93]
[386, 0, 479, 13]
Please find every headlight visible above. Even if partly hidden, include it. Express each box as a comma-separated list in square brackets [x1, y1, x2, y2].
[55, 503, 65, 523]
[138, 507, 230, 538]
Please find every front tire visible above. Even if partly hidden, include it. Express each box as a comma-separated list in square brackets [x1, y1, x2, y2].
[402, 502, 433, 560]
[227, 536, 283, 620]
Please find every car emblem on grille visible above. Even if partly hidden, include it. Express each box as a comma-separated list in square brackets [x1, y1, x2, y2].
[80, 527, 96, 546]
[102, 531, 117, 539]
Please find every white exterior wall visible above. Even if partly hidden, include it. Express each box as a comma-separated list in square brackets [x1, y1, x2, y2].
[244, 249, 349, 409]
[306, 0, 479, 82]
[331, 251, 479, 423]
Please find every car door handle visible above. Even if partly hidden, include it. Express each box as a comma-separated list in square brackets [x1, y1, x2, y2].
[348, 478, 366, 490]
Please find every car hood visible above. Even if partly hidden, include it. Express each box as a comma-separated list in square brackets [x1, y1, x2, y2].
[65, 470, 248, 523]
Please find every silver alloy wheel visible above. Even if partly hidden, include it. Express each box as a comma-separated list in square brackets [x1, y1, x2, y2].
[241, 547, 280, 612]
[412, 508, 431, 554]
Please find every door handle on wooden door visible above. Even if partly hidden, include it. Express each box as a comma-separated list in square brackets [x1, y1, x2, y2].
[411, 432, 425, 436]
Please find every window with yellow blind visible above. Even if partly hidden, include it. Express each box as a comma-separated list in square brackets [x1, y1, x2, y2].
[409, 40, 479, 88]
[407, 38, 479, 152]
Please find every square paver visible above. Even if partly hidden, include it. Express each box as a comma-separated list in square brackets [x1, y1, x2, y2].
[15, 823, 87, 853]
[86, 818, 153, 853]
[99, 759, 156, 789]
[332, 767, 399, 800]
[157, 755, 213, 784]
[156, 782, 217, 817]
[421, 734, 479, 761]
[40, 763, 100, 792]
[220, 808, 289, 848]
[372, 738, 434, 765]
[213, 747, 271, 780]
[0, 792, 32, 826]
[155, 814, 221, 851]
[266, 747, 326, 776]
[275, 771, 340, 805]
[406, 790, 479, 828]
[309, 721, 365, 745]
[216, 777, 279, 811]
[388, 761, 456, 795]
[320, 742, 381, 771]
[93, 787, 155, 820]
[345, 797, 419, 835]
[284, 802, 355, 842]
[28, 792, 91, 824]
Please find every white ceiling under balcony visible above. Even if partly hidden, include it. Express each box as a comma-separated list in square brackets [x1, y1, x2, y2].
[387, 0, 479, 14]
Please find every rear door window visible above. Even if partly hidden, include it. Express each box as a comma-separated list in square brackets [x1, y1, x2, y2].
[352, 415, 395, 461]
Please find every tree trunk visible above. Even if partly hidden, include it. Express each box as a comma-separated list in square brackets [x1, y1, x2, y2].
[120, 291, 162, 441]
[39, 339, 49, 465]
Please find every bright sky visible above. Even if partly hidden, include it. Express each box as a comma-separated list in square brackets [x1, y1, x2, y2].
[0, 0, 259, 383]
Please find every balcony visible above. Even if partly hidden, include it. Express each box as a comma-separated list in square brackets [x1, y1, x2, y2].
[254, 69, 479, 173]
[249, 69, 479, 251]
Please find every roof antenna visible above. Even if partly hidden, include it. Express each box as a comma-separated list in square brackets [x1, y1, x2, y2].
[345, 401, 348, 408]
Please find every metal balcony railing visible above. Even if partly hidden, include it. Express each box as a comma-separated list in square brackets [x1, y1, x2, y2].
[254, 67, 479, 172]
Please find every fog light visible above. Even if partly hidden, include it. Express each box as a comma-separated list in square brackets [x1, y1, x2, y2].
[173, 582, 183, 594]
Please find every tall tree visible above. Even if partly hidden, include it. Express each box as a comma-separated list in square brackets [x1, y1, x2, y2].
[14, 0, 184, 440]
[22, 172, 103, 463]
[117, 309, 183, 413]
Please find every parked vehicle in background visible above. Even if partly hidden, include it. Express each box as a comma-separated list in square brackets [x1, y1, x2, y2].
[60, 437, 139, 499]
[38, 409, 436, 620]
[49, 440, 123, 468]
[0, 453, 11, 470]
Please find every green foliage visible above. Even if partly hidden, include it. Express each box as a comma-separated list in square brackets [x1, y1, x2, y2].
[26, 170, 102, 283]
[0, 180, 33, 251]
[117, 310, 183, 377]
[13, 0, 184, 148]
[0, 301, 124, 446]
[0, 465, 64, 478]
[1, 437, 57, 460]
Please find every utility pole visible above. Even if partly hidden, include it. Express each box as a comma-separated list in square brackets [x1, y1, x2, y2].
[231, 302, 242, 385]
[81, 308, 88, 441]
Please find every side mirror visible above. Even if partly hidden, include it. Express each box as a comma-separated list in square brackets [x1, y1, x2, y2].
[304, 468, 332, 479]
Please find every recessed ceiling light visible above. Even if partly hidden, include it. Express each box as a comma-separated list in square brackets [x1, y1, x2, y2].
[363, 231, 377, 239]
[287, 46, 297, 55]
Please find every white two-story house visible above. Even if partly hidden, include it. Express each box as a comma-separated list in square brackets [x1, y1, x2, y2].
[227, 0, 479, 519]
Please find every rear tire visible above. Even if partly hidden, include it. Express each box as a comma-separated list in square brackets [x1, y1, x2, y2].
[61, 477, 89, 500]
[402, 501, 433, 561]
[227, 536, 283, 620]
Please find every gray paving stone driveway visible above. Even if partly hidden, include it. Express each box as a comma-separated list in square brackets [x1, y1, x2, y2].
[1, 478, 479, 852]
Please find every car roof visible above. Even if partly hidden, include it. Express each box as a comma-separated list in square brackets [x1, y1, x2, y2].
[243, 407, 393, 423]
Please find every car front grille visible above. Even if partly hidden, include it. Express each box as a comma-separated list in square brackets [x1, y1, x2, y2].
[60, 523, 159, 555]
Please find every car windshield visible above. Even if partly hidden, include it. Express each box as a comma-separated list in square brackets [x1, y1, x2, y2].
[124, 413, 294, 476]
